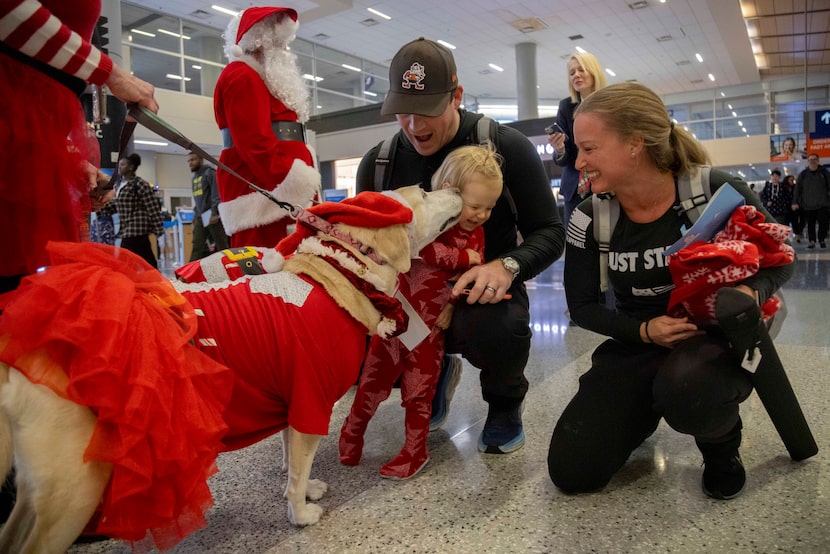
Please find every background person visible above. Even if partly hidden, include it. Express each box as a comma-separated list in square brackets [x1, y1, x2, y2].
[188, 153, 229, 261]
[547, 82, 794, 500]
[759, 168, 791, 225]
[792, 153, 830, 249]
[784, 174, 803, 242]
[97, 154, 165, 267]
[340, 145, 502, 480]
[547, 51, 607, 227]
[356, 37, 565, 455]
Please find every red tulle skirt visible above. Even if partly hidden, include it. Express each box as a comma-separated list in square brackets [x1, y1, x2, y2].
[0, 55, 99, 277]
[0, 242, 233, 552]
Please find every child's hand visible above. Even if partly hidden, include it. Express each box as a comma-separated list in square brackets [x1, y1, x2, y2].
[435, 304, 454, 329]
[466, 249, 481, 266]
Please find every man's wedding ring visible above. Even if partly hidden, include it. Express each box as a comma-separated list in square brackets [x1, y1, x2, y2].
[485, 285, 497, 293]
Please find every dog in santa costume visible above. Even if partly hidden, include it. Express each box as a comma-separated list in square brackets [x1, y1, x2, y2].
[215, 6, 320, 248]
[0, 186, 462, 551]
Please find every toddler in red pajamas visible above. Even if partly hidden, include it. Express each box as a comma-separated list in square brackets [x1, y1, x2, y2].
[339, 145, 504, 479]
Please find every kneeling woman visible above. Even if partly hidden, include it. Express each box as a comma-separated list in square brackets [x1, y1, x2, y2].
[548, 83, 794, 500]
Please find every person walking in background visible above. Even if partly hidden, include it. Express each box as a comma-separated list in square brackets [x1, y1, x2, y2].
[357, 38, 564, 455]
[340, 145, 503, 479]
[547, 51, 607, 227]
[759, 169, 791, 225]
[188, 153, 229, 261]
[97, 154, 165, 267]
[548, 82, 794, 501]
[784, 174, 803, 242]
[792, 153, 830, 249]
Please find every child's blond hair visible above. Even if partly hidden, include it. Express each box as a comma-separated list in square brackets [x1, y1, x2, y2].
[430, 144, 504, 195]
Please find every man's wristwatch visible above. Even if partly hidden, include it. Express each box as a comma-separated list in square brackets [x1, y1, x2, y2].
[500, 256, 520, 280]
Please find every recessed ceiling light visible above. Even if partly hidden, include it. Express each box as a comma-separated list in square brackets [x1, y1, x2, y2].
[367, 7, 391, 20]
[131, 29, 155, 37]
[135, 139, 169, 146]
[211, 5, 239, 17]
[695, 53, 704, 62]
[708, 73, 715, 81]
[488, 63, 504, 72]
[158, 29, 191, 40]
[605, 68, 616, 76]
[437, 40, 456, 49]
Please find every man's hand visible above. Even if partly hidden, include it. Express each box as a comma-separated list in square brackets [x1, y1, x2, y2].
[451, 260, 514, 304]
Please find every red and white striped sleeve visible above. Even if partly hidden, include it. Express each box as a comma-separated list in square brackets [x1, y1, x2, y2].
[0, 0, 113, 84]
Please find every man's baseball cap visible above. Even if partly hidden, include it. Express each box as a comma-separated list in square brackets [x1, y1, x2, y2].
[381, 37, 458, 117]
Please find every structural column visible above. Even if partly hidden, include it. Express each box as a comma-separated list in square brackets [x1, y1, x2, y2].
[516, 42, 538, 121]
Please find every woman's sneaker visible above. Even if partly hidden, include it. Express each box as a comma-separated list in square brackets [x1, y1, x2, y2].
[701, 453, 746, 500]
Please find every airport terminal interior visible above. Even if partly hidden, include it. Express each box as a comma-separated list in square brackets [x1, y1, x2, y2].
[70, 243, 829, 553]
[5, 0, 830, 552]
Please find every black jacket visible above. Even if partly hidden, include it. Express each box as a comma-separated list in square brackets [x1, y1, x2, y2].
[356, 109, 564, 281]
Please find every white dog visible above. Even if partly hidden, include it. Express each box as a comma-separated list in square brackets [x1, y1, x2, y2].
[0, 185, 461, 553]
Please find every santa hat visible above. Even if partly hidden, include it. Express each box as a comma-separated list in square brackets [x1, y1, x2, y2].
[263, 192, 413, 273]
[227, 7, 299, 59]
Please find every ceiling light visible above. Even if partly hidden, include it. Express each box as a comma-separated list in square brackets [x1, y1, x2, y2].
[695, 53, 703, 62]
[211, 5, 239, 16]
[732, 111, 737, 117]
[341, 64, 361, 72]
[728, 104, 733, 109]
[303, 74, 324, 82]
[605, 68, 616, 77]
[165, 73, 191, 81]
[721, 92, 726, 97]
[131, 29, 155, 37]
[367, 7, 391, 20]
[708, 73, 715, 81]
[158, 29, 191, 40]
[135, 140, 169, 146]
[575, 46, 587, 53]
[488, 64, 504, 72]
[364, 91, 378, 97]
[192, 64, 202, 70]
[437, 40, 456, 49]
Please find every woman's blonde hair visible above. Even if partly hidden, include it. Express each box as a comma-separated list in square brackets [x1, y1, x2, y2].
[431, 144, 504, 194]
[575, 82, 710, 175]
[567, 52, 607, 103]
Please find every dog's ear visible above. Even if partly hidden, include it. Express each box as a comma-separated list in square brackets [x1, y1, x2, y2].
[372, 224, 411, 272]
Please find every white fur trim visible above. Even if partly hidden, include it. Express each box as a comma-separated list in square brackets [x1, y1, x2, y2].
[230, 44, 243, 58]
[217, 159, 320, 235]
[261, 248, 285, 272]
[297, 236, 389, 292]
[377, 317, 397, 339]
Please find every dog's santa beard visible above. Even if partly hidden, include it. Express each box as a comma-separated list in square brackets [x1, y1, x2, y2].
[263, 49, 310, 122]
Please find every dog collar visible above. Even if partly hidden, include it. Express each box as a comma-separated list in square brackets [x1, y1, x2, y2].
[294, 207, 386, 266]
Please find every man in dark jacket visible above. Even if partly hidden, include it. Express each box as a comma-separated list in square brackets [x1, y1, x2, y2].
[792, 153, 830, 249]
[355, 38, 565, 454]
[188, 153, 229, 261]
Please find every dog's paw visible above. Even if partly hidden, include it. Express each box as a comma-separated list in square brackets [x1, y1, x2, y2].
[306, 479, 328, 500]
[287, 501, 324, 527]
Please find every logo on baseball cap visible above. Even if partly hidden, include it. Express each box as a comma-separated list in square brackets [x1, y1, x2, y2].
[382, 38, 458, 117]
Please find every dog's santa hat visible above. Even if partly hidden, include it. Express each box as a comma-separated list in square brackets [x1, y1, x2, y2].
[227, 7, 298, 59]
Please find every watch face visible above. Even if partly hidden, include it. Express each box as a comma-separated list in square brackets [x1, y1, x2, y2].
[502, 257, 520, 274]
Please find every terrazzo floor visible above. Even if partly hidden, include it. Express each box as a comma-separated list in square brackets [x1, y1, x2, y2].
[69, 242, 830, 554]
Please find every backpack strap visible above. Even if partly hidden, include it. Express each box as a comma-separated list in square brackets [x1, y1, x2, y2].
[373, 135, 397, 192]
[676, 166, 712, 224]
[474, 115, 517, 223]
[592, 193, 619, 293]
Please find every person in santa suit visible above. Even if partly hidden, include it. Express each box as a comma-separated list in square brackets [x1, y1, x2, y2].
[215, 6, 321, 248]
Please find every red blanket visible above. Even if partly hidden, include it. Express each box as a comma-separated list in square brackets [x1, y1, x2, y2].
[667, 205, 794, 325]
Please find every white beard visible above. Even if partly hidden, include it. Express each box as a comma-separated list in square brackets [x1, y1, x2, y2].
[262, 49, 310, 123]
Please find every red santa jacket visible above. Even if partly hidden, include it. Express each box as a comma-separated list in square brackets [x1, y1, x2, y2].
[214, 61, 319, 247]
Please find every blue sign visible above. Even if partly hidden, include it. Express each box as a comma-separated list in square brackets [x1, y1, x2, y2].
[814, 110, 830, 139]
